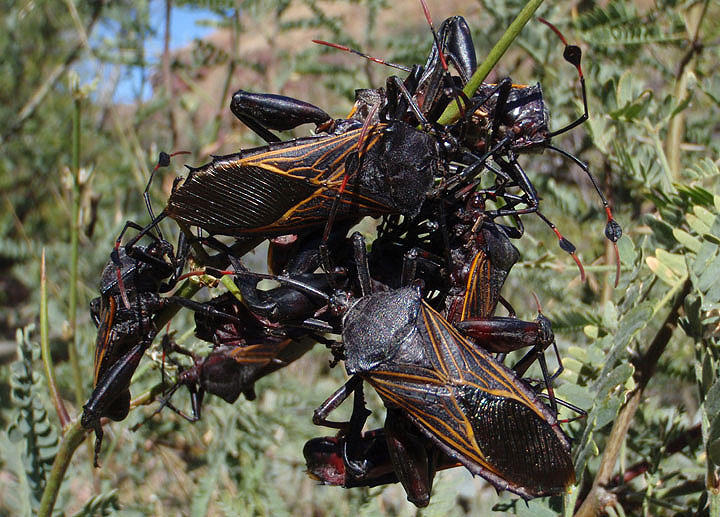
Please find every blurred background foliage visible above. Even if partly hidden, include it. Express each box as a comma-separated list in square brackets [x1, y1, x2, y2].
[0, 0, 719, 515]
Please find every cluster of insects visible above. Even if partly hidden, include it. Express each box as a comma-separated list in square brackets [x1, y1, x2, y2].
[81, 5, 621, 507]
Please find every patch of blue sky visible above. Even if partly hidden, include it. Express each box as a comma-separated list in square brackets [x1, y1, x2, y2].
[91, 4, 226, 103]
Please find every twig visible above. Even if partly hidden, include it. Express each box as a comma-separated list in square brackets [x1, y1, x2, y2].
[67, 95, 84, 407]
[213, 8, 241, 143]
[37, 421, 87, 517]
[665, 0, 709, 177]
[40, 250, 70, 429]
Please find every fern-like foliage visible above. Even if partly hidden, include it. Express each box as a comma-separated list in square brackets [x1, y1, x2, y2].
[577, 1, 685, 46]
[71, 490, 119, 517]
[7, 325, 59, 510]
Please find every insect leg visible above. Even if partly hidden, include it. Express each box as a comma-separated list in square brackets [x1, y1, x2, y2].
[433, 16, 476, 83]
[82, 342, 149, 467]
[313, 375, 364, 430]
[342, 383, 373, 476]
[350, 232, 372, 297]
[383, 408, 435, 507]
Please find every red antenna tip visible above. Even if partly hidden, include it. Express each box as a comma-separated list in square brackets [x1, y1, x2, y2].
[613, 242, 621, 288]
[538, 17, 569, 46]
[571, 252, 587, 283]
[531, 291, 543, 314]
[314, 39, 341, 49]
[419, 0, 433, 24]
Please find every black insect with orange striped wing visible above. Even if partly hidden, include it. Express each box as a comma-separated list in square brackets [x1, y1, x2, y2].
[341, 288, 573, 497]
[440, 195, 560, 379]
[305, 217, 557, 503]
[84, 244, 175, 422]
[83, 241, 179, 466]
[367, 188, 555, 366]
[312, 233, 575, 503]
[82, 240, 243, 467]
[320, 11, 621, 283]
[155, 331, 316, 422]
[159, 119, 440, 240]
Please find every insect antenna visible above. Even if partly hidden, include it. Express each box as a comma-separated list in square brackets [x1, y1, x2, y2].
[320, 101, 381, 278]
[535, 210, 586, 282]
[537, 18, 587, 137]
[144, 151, 191, 238]
[546, 143, 622, 286]
[537, 18, 622, 286]
[312, 40, 411, 72]
[112, 151, 190, 308]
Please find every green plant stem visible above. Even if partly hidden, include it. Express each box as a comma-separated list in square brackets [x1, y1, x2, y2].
[37, 420, 86, 517]
[39, 227, 256, 511]
[68, 96, 84, 407]
[36, 278, 201, 517]
[436, 0, 544, 125]
[155, 279, 201, 329]
[40, 249, 70, 428]
[130, 381, 167, 409]
[711, 491, 720, 517]
[575, 278, 692, 517]
[38, 271, 202, 515]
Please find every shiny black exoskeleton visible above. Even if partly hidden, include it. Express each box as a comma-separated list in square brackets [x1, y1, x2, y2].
[309, 233, 574, 504]
[82, 238, 240, 467]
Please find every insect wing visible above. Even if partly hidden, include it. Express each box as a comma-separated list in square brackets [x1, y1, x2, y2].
[227, 340, 291, 366]
[367, 362, 546, 498]
[93, 296, 118, 386]
[459, 249, 494, 321]
[365, 364, 470, 466]
[368, 303, 575, 497]
[166, 128, 392, 236]
[422, 303, 574, 494]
